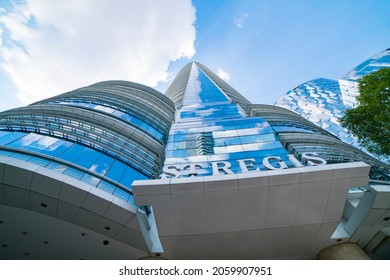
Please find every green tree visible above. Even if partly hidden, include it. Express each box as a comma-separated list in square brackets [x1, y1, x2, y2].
[340, 67, 390, 157]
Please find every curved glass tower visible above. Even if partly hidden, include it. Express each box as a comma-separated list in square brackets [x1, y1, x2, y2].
[339, 48, 390, 108]
[163, 62, 294, 177]
[1, 61, 389, 260]
[0, 81, 174, 259]
[163, 62, 389, 182]
[0, 81, 174, 203]
[275, 49, 390, 164]
[131, 62, 387, 260]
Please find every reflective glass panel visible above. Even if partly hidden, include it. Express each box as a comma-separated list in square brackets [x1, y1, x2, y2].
[74, 148, 101, 169]
[60, 144, 88, 163]
[41, 139, 74, 157]
[105, 160, 127, 181]
[0, 131, 27, 145]
[119, 166, 139, 188]
[90, 154, 113, 175]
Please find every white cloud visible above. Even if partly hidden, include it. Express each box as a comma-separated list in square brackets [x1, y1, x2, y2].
[216, 67, 230, 82]
[233, 13, 248, 28]
[0, 0, 196, 105]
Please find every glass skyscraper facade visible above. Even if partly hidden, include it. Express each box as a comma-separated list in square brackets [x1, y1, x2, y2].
[163, 62, 296, 177]
[135, 61, 389, 260]
[276, 49, 390, 164]
[339, 48, 390, 108]
[0, 81, 175, 206]
[0, 58, 389, 260]
[164, 62, 389, 182]
[275, 79, 369, 154]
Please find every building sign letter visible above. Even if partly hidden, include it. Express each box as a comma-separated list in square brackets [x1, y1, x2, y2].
[211, 161, 234, 176]
[262, 156, 288, 170]
[161, 153, 328, 179]
[237, 158, 260, 173]
[301, 152, 327, 166]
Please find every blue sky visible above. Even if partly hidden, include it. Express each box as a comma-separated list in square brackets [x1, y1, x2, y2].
[0, 0, 389, 111]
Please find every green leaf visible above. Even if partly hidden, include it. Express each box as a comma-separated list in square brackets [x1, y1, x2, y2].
[341, 68, 390, 156]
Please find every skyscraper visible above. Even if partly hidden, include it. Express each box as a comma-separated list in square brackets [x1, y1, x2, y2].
[339, 48, 390, 108]
[0, 81, 175, 259]
[0, 62, 389, 260]
[276, 49, 390, 164]
[134, 62, 388, 259]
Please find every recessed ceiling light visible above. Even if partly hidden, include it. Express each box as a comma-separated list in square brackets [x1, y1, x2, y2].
[103, 240, 110, 245]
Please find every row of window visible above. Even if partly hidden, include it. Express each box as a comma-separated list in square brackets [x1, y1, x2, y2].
[0, 131, 149, 185]
[0, 149, 136, 204]
[179, 105, 243, 121]
[56, 101, 165, 141]
[169, 122, 272, 140]
[164, 147, 289, 165]
[44, 87, 173, 135]
[166, 133, 276, 151]
[166, 142, 286, 159]
[171, 116, 267, 129]
[75, 86, 174, 124]
[0, 114, 159, 173]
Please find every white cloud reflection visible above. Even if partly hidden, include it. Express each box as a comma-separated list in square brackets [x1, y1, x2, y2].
[233, 13, 248, 28]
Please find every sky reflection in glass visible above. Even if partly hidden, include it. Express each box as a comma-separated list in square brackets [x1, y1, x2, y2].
[0, 130, 148, 203]
[163, 63, 292, 177]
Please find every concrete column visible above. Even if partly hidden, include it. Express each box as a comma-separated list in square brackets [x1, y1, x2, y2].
[318, 243, 370, 260]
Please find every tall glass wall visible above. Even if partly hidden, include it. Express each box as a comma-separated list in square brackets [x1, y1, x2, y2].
[339, 48, 390, 108]
[275, 78, 360, 148]
[275, 54, 390, 165]
[0, 81, 175, 204]
[164, 62, 389, 182]
[163, 62, 294, 178]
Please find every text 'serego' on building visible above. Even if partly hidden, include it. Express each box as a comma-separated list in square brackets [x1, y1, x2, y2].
[0, 60, 389, 260]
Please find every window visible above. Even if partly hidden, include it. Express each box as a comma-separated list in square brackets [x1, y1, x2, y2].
[105, 160, 127, 181]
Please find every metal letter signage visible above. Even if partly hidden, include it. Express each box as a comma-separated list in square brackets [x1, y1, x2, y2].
[161, 152, 327, 179]
[236, 158, 259, 173]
